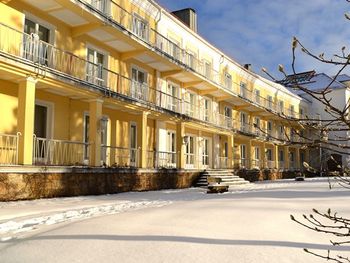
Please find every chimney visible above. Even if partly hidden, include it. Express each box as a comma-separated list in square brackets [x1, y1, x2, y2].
[171, 8, 197, 32]
[244, 64, 252, 71]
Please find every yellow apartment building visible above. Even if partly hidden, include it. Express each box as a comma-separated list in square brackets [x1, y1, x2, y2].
[0, 0, 309, 183]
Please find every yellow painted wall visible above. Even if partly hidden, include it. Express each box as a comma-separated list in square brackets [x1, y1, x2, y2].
[0, 80, 18, 134]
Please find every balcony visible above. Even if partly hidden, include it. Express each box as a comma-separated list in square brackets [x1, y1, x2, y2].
[33, 137, 88, 166]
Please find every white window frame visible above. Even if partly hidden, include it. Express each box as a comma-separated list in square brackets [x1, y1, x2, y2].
[35, 99, 54, 140]
[23, 12, 56, 44]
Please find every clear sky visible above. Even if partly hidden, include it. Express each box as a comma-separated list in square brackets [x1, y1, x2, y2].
[155, 0, 350, 78]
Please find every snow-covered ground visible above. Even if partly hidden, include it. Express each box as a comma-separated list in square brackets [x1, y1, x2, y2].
[0, 178, 349, 262]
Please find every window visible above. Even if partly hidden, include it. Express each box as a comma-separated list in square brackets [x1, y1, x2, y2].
[202, 138, 210, 166]
[254, 89, 260, 104]
[166, 83, 179, 111]
[86, 0, 110, 13]
[240, 112, 247, 132]
[167, 131, 176, 166]
[254, 147, 260, 160]
[203, 60, 212, 79]
[224, 72, 232, 90]
[187, 51, 196, 70]
[24, 18, 51, 65]
[132, 14, 148, 40]
[131, 67, 148, 101]
[267, 95, 273, 109]
[254, 117, 260, 135]
[240, 82, 247, 98]
[266, 149, 273, 161]
[86, 48, 105, 86]
[83, 114, 90, 160]
[168, 37, 181, 60]
[267, 121, 273, 135]
[279, 100, 284, 113]
[202, 98, 211, 121]
[240, 144, 247, 167]
[185, 92, 197, 117]
[279, 150, 284, 162]
[290, 105, 295, 117]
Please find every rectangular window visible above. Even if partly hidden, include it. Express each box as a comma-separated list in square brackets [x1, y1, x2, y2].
[131, 67, 148, 101]
[185, 92, 197, 117]
[254, 89, 260, 104]
[224, 72, 232, 90]
[202, 98, 211, 121]
[267, 95, 273, 109]
[202, 138, 210, 166]
[24, 18, 51, 65]
[167, 131, 176, 166]
[86, 48, 105, 86]
[166, 83, 179, 111]
[279, 100, 284, 113]
[240, 82, 247, 98]
[267, 121, 273, 134]
[203, 60, 212, 79]
[290, 105, 295, 117]
[240, 112, 247, 132]
[266, 149, 273, 161]
[279, 150, 284, 162]
[132, 14, 148, 40]
[255, 147, 260, 160]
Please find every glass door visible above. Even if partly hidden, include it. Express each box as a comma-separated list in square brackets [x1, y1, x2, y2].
[166, 131, 176, 167]
[24, 18, 50, 65]
[186, 136, 195, 168]
[131, 67, 147, 101]
[240, 144, 247, 168]
[202, 138, 209, 168]
[167, 83, 178, 111]
[86, 48, 104, 86]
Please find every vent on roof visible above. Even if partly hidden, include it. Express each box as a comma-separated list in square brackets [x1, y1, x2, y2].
[172, 8, 197, 32]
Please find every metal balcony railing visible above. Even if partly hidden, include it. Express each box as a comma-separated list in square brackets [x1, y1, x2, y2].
[76, 1, 306, 119]
[146, 151, 177, 169]
[101, 145, 140, 167]
[0, 133, 20, 165]
[33, 136, 88, 166]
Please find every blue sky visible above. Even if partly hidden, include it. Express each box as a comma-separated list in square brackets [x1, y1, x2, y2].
[156, 0, 350, 78]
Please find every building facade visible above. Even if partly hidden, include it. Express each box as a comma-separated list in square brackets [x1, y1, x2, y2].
[0, 0, 308, 173]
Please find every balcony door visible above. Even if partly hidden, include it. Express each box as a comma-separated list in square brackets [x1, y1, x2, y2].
[185, 136, 195, 168]
[132, 14, 148, 41]
[166, 131, 176, 167]
[240, 112, 247, 132]
[131, 67, 148, 101]
[240, 144, 247, 168]
[202, 138, 210, 168]
[87, 48, 105, 86]
[166, 83, 179, 112]
[23, 18, 51, 65]
[34, 103, 52, 163]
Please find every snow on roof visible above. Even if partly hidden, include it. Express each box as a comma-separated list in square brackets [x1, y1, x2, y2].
[335, 74, 350, 83]
[294, 73, 347, 95]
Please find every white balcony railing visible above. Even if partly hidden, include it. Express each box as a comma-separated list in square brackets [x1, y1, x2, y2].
[33, 136, 88, 166]
[0, 133, 20, 165]
[102, 145, 140, 167]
